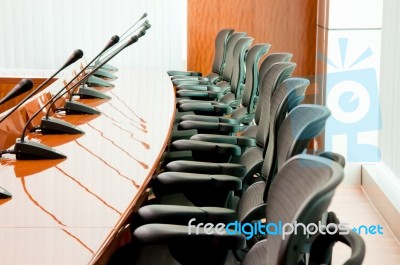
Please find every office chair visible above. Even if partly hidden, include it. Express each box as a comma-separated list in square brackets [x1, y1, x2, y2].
[168, 28, 234, 84]
[150, 104, 331, 208]
[170, 51, 290, 145]
[309, 211, 366, 265]
[108, 154, 353, 265]
[172, 34, 252, 126]
[168, 41, 268, 145]
[175, 43, 269, 118]
[175, 62, 294, 133]
[174, 33, 252, 106]
[165, 77, 308, 170]
[240, 53, 293, 138]
[165, 62, 296, 164]
[174, 52, 291, 110]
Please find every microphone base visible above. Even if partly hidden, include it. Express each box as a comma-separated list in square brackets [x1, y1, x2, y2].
[64, 101, 101, 115]
[14, 139, 66, 160]
[87, 76, 115, 88]
[0, 186, 12, 199]
[40, 117, 85, 135]
[100, 63, 118, 72]
[78, 86, 111, 99]
[93, 68, 118, 80]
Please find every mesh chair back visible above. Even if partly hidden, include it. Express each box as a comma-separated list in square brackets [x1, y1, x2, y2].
[261, 77, 309, 160]
[211, 28, 234, 75]
[242, 154, 344, 265]
[220, 32, 247, 82]
[230, 44, 270, 122]
[237, 75, 305, 188]
[254, 53, 293, 125]
[228, 37, 253, 97]
[261, 104, 331, 194]
[254, 63, 297, 148]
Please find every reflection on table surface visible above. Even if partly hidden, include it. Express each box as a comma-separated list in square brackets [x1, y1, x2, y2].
[0, 68, 175, 265]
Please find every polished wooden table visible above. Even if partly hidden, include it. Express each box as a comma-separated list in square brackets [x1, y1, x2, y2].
[0, 67, 175, 265]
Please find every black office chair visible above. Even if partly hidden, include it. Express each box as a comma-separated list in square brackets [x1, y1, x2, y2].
[168, 28, 234, 84]
[165, 77, 308, 171]
[240, 53, 293, 138]
[175, 53, 292, 112]
[176, 43, 270, 118]
[150, 104, 331, 208]
[108, 154, 355, 265]
[171, 51, 291, 145]
[174, 32, 248, 96]
[171, 35, 252, 127]
[168, 42, 269, 145]
[175, 62, 295, 135]
[165, 63, 297, 164]
[309, 211, 366, 265]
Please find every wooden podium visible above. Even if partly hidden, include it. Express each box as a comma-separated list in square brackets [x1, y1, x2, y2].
[0, 67, 175, 265]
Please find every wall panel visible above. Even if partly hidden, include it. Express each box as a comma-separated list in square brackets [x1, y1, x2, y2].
[0, 0, 187, 75]
[188, 0, 318, 78]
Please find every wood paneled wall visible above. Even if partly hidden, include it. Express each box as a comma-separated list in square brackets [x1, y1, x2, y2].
[187, 0, 318, 78]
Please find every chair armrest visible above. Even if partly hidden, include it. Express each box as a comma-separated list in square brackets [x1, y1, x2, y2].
[165, 160, 246, 178]
[178, 102, 233, 115]
[318, 151, 346, 168]
[176, 84, 207, 91]
[180, 114, 237, 124]
[178, 120, 238, 134]
[171, 76, 209, 82]
[176, 90, 223, 100]
[310, 231, 365, 265]
[153, 172, 242, 195]
[176, 99, 214, 108]
[191, 134, 256, 147]
[133, 223, 246, 250]
[167, 70, 201, 77]
[176, 84, 221, 92]
[172, 79, 210, 86]
[171, 139, 242, 156]
[135, 205, 237, 226]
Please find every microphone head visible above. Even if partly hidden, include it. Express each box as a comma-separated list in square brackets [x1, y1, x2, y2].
[0, 78, 33, 105]
[144, 23, 151, 30]
[141, 13, 148, 19]
[62, 49, 84, 69]
[127, 35, 139, 46]
[138, 29, 147, 38]
[18, 78, 34, 91]
[104, 35, 120, 51]
[111, 35, 120, 44]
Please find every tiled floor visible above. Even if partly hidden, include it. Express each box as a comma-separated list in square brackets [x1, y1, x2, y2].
[329, 186, 400, 264]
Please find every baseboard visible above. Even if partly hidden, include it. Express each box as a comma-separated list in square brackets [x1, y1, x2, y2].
[362, 164, 400, 243]
[341, 162, 362, 186]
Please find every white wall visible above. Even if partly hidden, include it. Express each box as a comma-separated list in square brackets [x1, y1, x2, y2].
[378, 0, 400, 179]
[316, 0, 383, 184]
[0, 0, 187, 76]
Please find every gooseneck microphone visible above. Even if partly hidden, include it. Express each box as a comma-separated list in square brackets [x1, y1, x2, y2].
[26, 35, 120, 136]
[0, 49, 84, 160]
[0, 79, 33, 198]
[69, 35, 120, 101]
[93, 12, 148, 72]
[94, 20, 150, 68]
[1, 30, 147, 160]
[0, 50, 82, 124]
[120, 13, 148, 40]
[0, 79, 33, 106]
[56, 24, 150, 117]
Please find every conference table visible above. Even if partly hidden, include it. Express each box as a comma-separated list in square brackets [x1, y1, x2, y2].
[0, 64, 175, 264]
